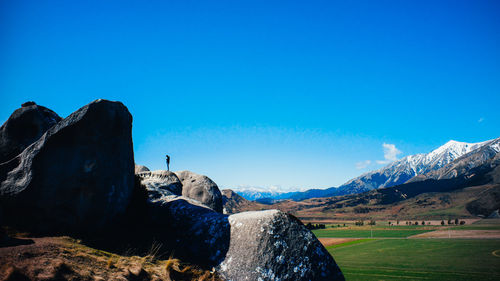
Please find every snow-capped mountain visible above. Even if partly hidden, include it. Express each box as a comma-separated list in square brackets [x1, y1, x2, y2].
[227, 137, 500, 201]
[232, 186, 285, 201]
[337, 138, 498, 194]
[409, 137, 500, 182]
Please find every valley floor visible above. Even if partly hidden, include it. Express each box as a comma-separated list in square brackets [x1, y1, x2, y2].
[330, 239, 500, 281]
[314, 219, 500, 281]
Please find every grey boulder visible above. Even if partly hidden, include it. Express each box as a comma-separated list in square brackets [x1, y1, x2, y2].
[0, 102, 61, 163]
[0, 99, 135, 234]
[145, 193, 230, 268]
[141, 181, 344, 281]
[137, 170, 183, 198]
[175, 170, 223, 213]
[217, 210, 344, 281]
[135, 164, 150, 173]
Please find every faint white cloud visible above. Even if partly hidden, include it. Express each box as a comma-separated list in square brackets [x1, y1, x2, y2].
[478, 117, 484, 123]
[356, 160, 371, 170]
[376, 143, 401, 164]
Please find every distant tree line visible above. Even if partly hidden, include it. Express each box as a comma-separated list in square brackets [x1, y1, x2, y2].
[441, 219, 465, 225]
[342, 218, 467, 227]
[305, 223, 326, 230]
[354, 220, 376, 226]
[391, 219, 467, 226]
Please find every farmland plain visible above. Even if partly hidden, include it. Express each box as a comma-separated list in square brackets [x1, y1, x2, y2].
[313, 220, 500, 281]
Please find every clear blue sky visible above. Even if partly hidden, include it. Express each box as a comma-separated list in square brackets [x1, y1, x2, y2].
[1, 0, 499, 191]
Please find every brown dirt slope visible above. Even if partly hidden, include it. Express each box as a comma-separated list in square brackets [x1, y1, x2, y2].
[221, 189, 267, 214]
[0, 236, 220, 281]
[317, 238, 359, 247]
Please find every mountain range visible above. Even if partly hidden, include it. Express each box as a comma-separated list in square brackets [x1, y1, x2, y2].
[231, 137, 500, 202]
[223, 137, 500, 218]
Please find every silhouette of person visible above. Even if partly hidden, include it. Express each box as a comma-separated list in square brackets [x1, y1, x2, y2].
[166, 154, 170, 171]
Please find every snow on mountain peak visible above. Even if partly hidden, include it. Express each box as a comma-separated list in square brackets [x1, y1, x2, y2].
[229, 137, 500, 201]
[339, 138, 497, 192]
[426, 139, 491, 167]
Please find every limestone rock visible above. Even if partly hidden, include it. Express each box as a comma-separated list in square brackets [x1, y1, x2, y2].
[175, 170, 223, 213]
[142, 186, 344, 281]
[137, 170, 183, 198]
[146, 194, 230, 267]
[217, 210, 344, 281]
[135, 164, 150, 173]
[0, 99, 135, 234]
[0, 102, 61, 163]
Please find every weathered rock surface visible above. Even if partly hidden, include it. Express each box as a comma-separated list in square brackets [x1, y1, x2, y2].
[175, 170, 223, 213]
[134, 164, 150, 173]
[145, 193, 230, 268]
[217, 210, 344, 281]
[0, 102, 61, 163]
[137, 170, 183, 197]
[0, 100, 344, 280]
[0, 99, 135, 234]
[142, 179, 343, 280]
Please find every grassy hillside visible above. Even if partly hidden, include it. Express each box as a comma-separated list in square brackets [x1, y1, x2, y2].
[226, 183, 500, 221]
[223, 158, 500, 220]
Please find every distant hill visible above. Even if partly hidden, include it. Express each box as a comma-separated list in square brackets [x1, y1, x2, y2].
[221, 189, 267, 214]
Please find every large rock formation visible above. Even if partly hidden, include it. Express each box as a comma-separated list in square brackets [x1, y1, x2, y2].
[0, 102, 61, 163]
[137, 170, 183, 197]
[0, 99, 344, 280]
[133, 170, 228, 268]
[217, 210, 344, 281]
[0, 99, 135, 234]
[175, 170, 223, 213]
[142, 184, 344, 280]
[137, 169, 223, 212]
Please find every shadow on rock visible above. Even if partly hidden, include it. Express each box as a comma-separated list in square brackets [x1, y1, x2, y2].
[80, 175, 231, 270]
[0, 237, 35, 248]
[148, 197, 231, 268]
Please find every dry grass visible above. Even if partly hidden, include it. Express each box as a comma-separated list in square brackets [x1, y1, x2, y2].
[0, 235, 222, 281]
[165, 258, 218, 281]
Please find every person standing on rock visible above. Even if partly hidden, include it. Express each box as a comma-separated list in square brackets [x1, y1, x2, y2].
[166, 154, 170, 171]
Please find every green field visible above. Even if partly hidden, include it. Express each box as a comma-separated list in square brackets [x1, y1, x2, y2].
[450, 224, 500, 231]
[328, 239, 500, 281]
[312, 228, 432, 238]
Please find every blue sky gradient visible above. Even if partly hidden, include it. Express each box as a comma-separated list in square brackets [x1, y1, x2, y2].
[1, 0, 499, 191]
